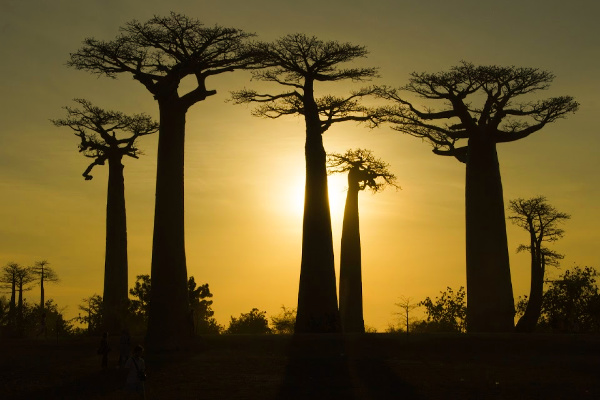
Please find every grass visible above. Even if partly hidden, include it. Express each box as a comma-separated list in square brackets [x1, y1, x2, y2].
[1, 333, 599, 399]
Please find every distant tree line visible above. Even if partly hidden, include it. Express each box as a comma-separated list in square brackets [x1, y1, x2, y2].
[390, 266, 600, 334]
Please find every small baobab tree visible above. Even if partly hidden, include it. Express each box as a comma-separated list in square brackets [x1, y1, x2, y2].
[28, 260, 59, 312]
[68, 13, 258, 348]
[327, 148, 398, 332]
[508, 196, 570, 332]
[377, 62, 578, 332]
[53, 99, 157, 332]
[232, 34, 380, 333]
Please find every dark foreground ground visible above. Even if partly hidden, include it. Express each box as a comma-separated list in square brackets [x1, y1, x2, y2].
[1, 333, 599, 399]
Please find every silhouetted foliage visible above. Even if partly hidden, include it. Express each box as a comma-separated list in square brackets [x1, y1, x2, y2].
[541, 266, 600, 333]
[378, 62, 578, 333]
[418, 287, 467, 333]
[232, 34, 380, 333]
[270, 306, 297, 335]
[226, 308, 271, 334]
[68, 12, 258, 349]
[188, 277, 223, 334]
[74, 294, 104, 335]
[508, 196, 570, 332]
[128, 274, 221, 334]
[327, 149, 398, 333]
[129, 274, 151, 321]
[54, 99, 157, 332]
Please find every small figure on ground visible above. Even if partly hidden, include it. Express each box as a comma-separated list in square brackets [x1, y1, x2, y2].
[118, 328, 132, 367]
[125, 344, 146, 399]
[98, 331, 111, 369]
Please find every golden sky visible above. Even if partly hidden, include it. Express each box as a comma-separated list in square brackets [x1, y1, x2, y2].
[1, 0, 599, 331]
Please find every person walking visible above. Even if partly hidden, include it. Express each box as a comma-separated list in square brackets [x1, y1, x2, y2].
[98, 332, 111, 369]
[125, 344, 146, 399]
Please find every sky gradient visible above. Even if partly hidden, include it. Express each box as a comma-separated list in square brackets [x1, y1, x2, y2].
[1, 0, 599, 330]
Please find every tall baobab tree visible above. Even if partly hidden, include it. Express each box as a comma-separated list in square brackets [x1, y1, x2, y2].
[53, 99, 157, 332]
[231, 34, 380, 333]
[68, 13, 258, 348]
[327, 149, 398, 332]
[377, 62, 578, 332]
[28, 260, 59, 311]
[508, 196, 570, 332]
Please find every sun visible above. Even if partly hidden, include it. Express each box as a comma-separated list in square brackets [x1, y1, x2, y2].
[287, 172, 348, 221]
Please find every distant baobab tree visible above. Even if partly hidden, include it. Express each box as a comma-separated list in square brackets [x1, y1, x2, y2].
[0, 262, 22, 326]
[377, 62, 578, 332]
[508, 196, 570, 333]
[232, 34, 380, 333]
[53, 99, 157, 332]
[28, 260, 59, 311]
[68, 13, 258, 348]
[327, 149, 398, 333]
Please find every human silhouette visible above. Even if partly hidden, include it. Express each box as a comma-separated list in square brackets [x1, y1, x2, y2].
[124, 344, 146, 399]
[118, 329, 131, 367]
[98, 332, 110, 369]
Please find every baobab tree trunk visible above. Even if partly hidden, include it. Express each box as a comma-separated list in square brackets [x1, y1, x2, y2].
[40, 274, 44, 311]
[465, 135, 515, 332]
[516, 247, 545, 333]
[103, 155, 129, 332]
[295, 84, 341, 333]
[146, 102, 193, 348]
[339, 169, 365, 333]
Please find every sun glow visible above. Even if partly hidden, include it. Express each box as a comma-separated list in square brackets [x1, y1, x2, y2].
[286, 172, 348, 223]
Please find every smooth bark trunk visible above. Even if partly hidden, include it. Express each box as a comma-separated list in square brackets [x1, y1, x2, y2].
[40, 275, 44, 310]
[516, 244, 545, 332]
[102, 155, 129, 332]
[339, 171, 365, 333]
[146, 102, 193, 348]
[465, 135, 515, 332]
[295, 82, 341, 333]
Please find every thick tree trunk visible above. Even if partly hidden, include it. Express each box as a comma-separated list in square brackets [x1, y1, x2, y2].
[146, 102, 193, 348]
[102, 155, 129, 333]
[465, 135, 515, 332]
[40, 275, 44, 310]
[516, 245, 544, 332]
[339, 170, 365, 333]
[295, 83, 341, 333]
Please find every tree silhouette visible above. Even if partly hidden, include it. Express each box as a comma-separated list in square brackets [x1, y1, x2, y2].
[508, 196, 570, 332]
[327, 149, 398, 332]
[68, 13, 258, 348]
[28, 260, 59, 312]
[53, 99, 157, 332]
[378, 62, 578, 332]
[231, 34, 379, 333]
[0, 262, 21, 327]
[394, 296, 419, 334]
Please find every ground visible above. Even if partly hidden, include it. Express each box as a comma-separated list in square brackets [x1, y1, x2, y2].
[0, 333, 598, 399]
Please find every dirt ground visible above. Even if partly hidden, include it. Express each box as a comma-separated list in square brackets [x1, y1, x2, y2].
[0, 333, 598, 399]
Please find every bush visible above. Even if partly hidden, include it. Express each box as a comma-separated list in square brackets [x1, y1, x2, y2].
[226, 308, 271, 334]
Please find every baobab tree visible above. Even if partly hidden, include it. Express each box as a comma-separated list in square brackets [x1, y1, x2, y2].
[377, 62, 578, 332]
[53, 99, 157, 332]
[508, 196, 570, 332]
[28, 260, 59, 311]
[327, 149, 398, 332]
[231, 34, 380, 333]
[68, 13, 258, 347]
[0, 262, 21, 326]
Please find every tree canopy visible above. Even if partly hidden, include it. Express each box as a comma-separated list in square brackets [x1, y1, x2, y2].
[327, 148, 398, 192]
[377, 62, 579, 162]
[68, 12, 257, 107]
[52, 99, 158, 179]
